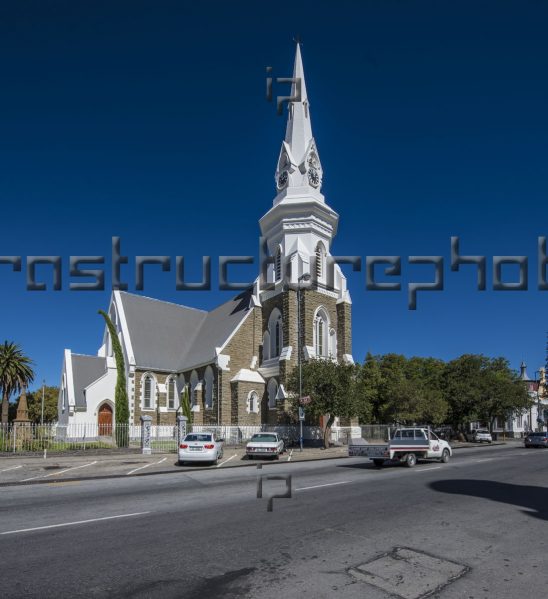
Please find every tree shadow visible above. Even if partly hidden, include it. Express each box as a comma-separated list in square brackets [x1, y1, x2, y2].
[429, 479, 548, 521]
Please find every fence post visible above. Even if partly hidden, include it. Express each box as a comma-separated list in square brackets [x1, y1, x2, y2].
[176, 415, 188, 449]
[140, 415, 152, 455]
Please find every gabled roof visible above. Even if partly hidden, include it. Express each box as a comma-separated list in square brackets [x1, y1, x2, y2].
[118, 288, 254, 372]
[71, 354, 107, 408]
[118, 292, 206, 371]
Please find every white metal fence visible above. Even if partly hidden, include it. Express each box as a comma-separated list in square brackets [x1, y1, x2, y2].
[0, 422, 363, 454]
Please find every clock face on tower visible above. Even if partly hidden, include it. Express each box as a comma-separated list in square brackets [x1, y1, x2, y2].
[277, 170, 289, 189]
[308, 167, 320, 187]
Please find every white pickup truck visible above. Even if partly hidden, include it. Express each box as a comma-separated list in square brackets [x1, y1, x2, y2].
[348, 427, 452, 468]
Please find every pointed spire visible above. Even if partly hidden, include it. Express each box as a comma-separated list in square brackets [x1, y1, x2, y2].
[520, 361, 531, 381]
[284, 43, 312, 162]
[274, 42, 323, 196]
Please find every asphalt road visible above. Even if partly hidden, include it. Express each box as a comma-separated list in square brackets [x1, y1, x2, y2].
[0, 443, 546, 599]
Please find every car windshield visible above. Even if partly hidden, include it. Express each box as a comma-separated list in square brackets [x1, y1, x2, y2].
[528, 432, 545, 437]
[185, 434, 212, 442]
[251, 434, 277, 442]
[476, 430, 489, 434]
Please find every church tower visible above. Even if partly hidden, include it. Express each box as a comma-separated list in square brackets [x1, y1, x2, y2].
[257, 43, 353, 423]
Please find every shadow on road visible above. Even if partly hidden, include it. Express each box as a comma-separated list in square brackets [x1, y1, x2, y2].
[429, 479, 548, 521]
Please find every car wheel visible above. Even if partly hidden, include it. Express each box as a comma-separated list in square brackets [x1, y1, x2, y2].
[178, 460, 184, 466]
[405, 453, 417, 468]
[373, 459, 384, 468]
[441, 449, 450, 464]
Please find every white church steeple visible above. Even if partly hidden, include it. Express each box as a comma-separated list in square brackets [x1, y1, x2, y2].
[260, 42, 350, 303]
[274, 43, 323, 199]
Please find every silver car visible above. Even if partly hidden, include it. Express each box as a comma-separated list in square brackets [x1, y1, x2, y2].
[473, 429, 492, 443]
[178, 432, 224, 465]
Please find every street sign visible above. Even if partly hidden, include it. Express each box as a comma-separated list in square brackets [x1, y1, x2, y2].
[299, 396, 312, 406]
[298, 407, 305, 421]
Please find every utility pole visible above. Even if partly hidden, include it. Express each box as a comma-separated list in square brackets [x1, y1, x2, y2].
[297, 273, 311, 452]
[40, 379, 45, 425]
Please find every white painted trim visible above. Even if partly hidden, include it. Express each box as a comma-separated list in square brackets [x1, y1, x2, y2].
[65, 349, 76, 408]
[114, 290, 136, 366]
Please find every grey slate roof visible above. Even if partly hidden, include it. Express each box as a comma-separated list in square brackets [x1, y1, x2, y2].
[118, 288, 253, 372]
[71, 354, 107, 408]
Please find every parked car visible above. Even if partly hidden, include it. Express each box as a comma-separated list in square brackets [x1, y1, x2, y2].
[178, 432, 224, 465]
[524, 432, 548, 448]
[473, 429, 492, 443]
[246, 432, 284, 459]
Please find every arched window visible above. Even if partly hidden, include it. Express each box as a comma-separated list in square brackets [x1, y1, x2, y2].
[314, 307, 330, 359]
[315, 242, 326, 280]
[267, 379, 278, 409]
[190, 370, 199, 407]
[247, 391, 259, 414]
[204, 366, 214, 409]
[142, 373, 156, 410]
[262, 330, 270, 361]
[267, 308, 283, 358]
[275, 246, 282, 281]
[166, 376, 176, 410]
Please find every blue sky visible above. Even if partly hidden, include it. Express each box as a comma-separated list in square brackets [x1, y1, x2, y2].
[1, 0, 547, 390]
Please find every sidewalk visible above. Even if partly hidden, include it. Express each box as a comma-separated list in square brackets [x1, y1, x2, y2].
[0, 439, 514, 487]
[0, 445, 348, 486]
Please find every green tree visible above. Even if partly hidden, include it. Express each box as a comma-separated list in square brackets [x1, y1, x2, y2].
[288, 359, 361, 448]
[375, 354, 421, 424]
[405, 357, 448, 425]
[180, 386, 193, 432]
[0, 341, 34, 424]
[442, 354, 532, 435]
[98, 311, 129, 446]
[355, 353, 381, 423]
[26, 386, 59, 423]
[475, 357, 532, 431]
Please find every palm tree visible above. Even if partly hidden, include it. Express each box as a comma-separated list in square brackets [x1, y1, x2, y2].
[0, 341, 35, 425]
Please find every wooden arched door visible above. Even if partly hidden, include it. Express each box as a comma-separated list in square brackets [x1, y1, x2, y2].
[98, 403, 113, 436]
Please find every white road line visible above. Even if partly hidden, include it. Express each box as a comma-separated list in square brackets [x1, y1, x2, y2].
[296, 481, 352, 491]
[287, 449, 293, 462]
[217, 454, 237, 468]
[415, 466, 442, 472]
[126, 457, 166, 476]
[0, 465, 22, 473]
[21, 461, 98, 482]
[0, 512, 150, 536]
[474, 458, 494, 463]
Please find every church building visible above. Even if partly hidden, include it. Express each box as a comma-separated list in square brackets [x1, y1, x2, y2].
[57, 44, 354, 429]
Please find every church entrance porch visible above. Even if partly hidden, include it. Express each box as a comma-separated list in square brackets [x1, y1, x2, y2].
[98, 403, 113, 436]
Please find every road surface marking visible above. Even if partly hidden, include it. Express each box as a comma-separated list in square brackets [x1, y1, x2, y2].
[126, 457, 166, 475]
[296, 481, 352, 491]
[287, 449, 293, 462]
[20, 461, 98, 482]
[0, 465, 22, 473]
[217, 454, 237, 468]
[474, 458, 494, 463]
[415, 466, 442, 472]
[0, 512, 150, 535]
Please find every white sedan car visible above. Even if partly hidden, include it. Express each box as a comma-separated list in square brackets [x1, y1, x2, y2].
[246, 432, 285, 459]
[178, 432, 224, 465]
[473, 429, 492, 443]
